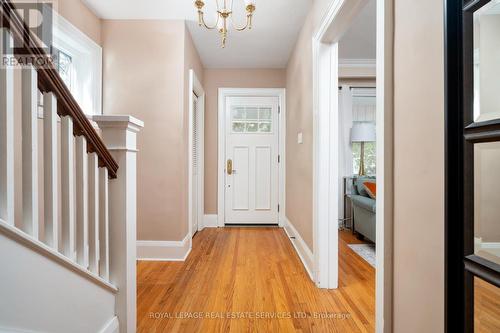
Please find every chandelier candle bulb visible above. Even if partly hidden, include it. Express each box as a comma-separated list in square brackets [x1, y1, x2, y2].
[194, 0, 256, 48]
[244, 0, 256, 9]
[216, 12, 223, 30]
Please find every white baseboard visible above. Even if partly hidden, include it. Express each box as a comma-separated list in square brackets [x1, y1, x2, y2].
[475, 237, 500, 256]
[137, 234, 192, 261]
[203, 214, 219, 228]
[99, 317, 119, 333]
[283, 217, 315, 282]
[0, 327, 39, 333]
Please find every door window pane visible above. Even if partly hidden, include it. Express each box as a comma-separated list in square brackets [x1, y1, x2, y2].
[259, 122, 272, 133]
[473, 2, 500, 122]
[474, 277, 500, 332]
[474, 142, 500, 265]
[232, 122, 245, 132]
[233, 107, 245, 120]
[231, 106, 273, 133]
[259, 107, 272, 120]
[246, 122, 258, 132]
[246, 107, 259, 120]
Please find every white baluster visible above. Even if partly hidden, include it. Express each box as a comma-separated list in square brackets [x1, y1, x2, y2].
[0, 29, 14, 224]
[43, 92, 59, 249]
[76, 136, 89, 268]
[21, 66, 38, 238]
[88, 153, 99, 274]
[99, 167, 109, 280]
[61, 116, 76, 260]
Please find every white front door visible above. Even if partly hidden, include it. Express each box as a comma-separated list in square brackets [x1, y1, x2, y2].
[224, 96, 280, 224]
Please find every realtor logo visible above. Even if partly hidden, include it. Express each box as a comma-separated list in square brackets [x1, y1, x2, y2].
[1, 1, 53, 55]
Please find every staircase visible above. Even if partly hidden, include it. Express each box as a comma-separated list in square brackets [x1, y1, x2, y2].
[0, 1, 142, 332]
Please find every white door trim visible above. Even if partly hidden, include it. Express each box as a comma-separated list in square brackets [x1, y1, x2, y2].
[313, 0, 368, 290]
[217, 88, 286, 227]
[188, 69, 205, 242]
[312, 0, 394, 332]
[312, 40, 340, 290]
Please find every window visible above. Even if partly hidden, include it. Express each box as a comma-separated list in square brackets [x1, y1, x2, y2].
[352, 141, 376, 175]
[50, 7, 102, 115]
[351, 89, 376, 176]
[51, 46, 73, 90]
[231, 106, 272, 133]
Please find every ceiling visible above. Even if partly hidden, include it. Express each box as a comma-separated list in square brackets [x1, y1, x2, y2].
[338, 0, 376, 60]
[83, 0, 312, 68]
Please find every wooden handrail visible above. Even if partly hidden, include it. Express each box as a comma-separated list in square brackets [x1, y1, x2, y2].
[0, 0, 118, 178]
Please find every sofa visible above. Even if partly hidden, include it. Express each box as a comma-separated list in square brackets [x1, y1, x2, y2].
[350, 177, 376, 243]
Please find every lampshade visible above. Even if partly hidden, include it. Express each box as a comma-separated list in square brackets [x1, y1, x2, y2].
[244, 0, 256, 6]
[351, 122, 376, 143]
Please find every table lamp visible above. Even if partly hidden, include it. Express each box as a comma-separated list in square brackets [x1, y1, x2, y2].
[351, 122, 376, 176]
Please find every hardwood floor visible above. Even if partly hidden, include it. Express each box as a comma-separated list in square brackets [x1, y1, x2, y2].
[137, 227, 375, 332]
[474, 277, 500, 333]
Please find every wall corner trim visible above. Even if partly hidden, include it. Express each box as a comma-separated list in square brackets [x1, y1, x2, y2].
[99, 316, 119, 333]
[137, 234, 192, 261]
[203, 214, 219, 228]
[283, 217, 314, 282]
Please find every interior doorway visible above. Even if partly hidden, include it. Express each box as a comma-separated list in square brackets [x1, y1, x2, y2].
[312, 0, 393, 332]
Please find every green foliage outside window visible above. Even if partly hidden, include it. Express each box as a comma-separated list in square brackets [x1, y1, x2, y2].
[352, 142, 376, 176]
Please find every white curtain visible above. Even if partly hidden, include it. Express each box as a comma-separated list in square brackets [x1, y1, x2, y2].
[352, 88, 377, 123]
[338, 86, 376, 219]
[338, 85, 354, 220]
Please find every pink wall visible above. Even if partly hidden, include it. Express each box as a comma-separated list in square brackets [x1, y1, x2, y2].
[202, 69, 286, 214]
[102, 20, 203, 241]
[393, 0, 444, 331]
[284, 0, 332, 250]
[56, 0, 102, 45]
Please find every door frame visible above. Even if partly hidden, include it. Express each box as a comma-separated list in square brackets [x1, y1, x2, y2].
[444, 1, 500, 331]
[217, 88, 286, 227]
[312, 0, 394, 332]
[188, 69, 205, 239]
[312, 0, 369, 289]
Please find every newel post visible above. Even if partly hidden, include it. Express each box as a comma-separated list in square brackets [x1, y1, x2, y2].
[93, 115, 143, 333]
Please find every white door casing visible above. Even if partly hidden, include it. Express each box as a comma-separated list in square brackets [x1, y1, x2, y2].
[224, 96, 279, 224]
[313, 0, 394, 332]
[217, 88, 286, 227]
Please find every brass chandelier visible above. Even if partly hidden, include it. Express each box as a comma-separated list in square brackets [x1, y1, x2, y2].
[194, 0, 256, 48]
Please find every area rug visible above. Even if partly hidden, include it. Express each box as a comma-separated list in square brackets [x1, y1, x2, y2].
[347, 244, 376, 268]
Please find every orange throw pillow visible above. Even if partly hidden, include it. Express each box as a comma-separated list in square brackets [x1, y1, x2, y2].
[363, 182, 376, 199]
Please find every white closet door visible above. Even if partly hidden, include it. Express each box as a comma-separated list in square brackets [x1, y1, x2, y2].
[192, 93, 199, 235]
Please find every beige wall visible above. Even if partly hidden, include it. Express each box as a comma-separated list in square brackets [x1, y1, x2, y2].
[55, 0, 102, 45]
[285, 0, 333, 250]
[287, 0, 446, 331]
[202, 69, 286, 214]
[393, 0, 444, 332]
[102, 20, 201, 241]
[479, 15, 500, 120]
[474, 142, 500, 243]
